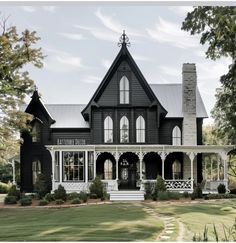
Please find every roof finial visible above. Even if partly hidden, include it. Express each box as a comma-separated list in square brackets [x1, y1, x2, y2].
[34, 85, 38, 91]
[118, 30, 130, 48]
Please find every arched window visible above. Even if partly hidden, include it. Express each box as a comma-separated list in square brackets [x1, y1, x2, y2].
[120, 76, 129, 104]
[172, 160, 181, 179]
[136, 116, 145, 143]
[32, 122, 41, 142]
[32, 160, 41, 185]
[104, 159, 113, 180]
[104, 116, 113, 143]
[120, 116, 129, 143]
[172, 126, 181, 145]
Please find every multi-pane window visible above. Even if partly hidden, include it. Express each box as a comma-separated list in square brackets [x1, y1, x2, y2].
[104, 159, 113, 180]
[136, 116, 145, 143]
[32, 122, 40, 142]
[104, 116, 113, 143]
[63, 151, 84, 181]
[120, 116, 129, 143]
[88, 151, 94, 181]
[32, 160, 41, 185]
[54, 151, 59, 182]
[172, 160, 181, 179]
[120, 76, 129, 104]
[172, 126, 181, 145]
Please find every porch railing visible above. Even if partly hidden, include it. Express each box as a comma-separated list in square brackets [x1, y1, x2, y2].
[102, 180, 118, 191]
[203, 180, 228, 191]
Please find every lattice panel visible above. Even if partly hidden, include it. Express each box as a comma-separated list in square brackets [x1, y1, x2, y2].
[53, 182, 91, 192]
[165, 180, 192, 190]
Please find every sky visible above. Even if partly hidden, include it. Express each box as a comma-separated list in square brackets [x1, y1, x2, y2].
[0, 3, 232, 124]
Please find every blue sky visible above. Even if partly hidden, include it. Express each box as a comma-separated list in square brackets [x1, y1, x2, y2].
[0, 4, 231, 124]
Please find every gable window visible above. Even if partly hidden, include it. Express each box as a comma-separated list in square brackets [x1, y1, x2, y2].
[32, 122, 40, 142]
[104, 116, 113, 143]
[172, 126, 181, 145]
[120, 116, 129, 143]
[32, 160, 41, 185]
[172, 160, 181, 179]
[136, 116, 145, 143]
[120, 76, 129, 104]
[104, 159, 113, 180]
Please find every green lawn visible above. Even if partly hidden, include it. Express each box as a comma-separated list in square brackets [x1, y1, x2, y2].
[150, 199, 236, 241]
[0, 203, 163, 241]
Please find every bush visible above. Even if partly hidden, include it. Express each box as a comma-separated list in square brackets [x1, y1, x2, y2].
[158, 191, 170, 200]
[89, 193, 97, 199]
[217, 184, 226, 194]
[67, 192, 79, 200]
[0, 182, 10, 193]
[153, 176, 166, 200]
[230, 188, 236, 194]
[89, 176, 106, 198]
[191, 193, 196, 200]
[207, 193, 236, 200]
[4, 195, 17, 204]
[101, 192, 109, 201]
[168, 192, 180, 200]
[79, 191, 88, 203]
[44, 193, 55, 202]
[144, 182, 153, 200]
[55, 199, 64, 205]
[71, 198, 81, 204]
[38, 199, 48, 206]
[19, 196, 32, 206]
[183, 191, 189, 198]
[193, 184, 203, 198]
[54, 185, 67, 201]
[34, 173, 48, 199]
[8, 185, 20, 200]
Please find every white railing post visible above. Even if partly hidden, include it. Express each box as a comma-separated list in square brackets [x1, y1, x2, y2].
[220, 151, 228, 191]
[187, 152, 195, 191]
[59, 150, 62, 184]
[94, 150, 97, 179]
[85, 150, 88, 184]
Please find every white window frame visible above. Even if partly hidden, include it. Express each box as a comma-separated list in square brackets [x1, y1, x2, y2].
[119, 76, 129, 104]
[136, 115, 145, 143]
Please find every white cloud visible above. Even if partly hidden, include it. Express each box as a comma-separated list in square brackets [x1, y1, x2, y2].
[132, 54, 151, 62]
[20, 6, 36, 13]
[158, 65, 180, 78]
[56, 56, 82, 68]
[146, 16, 199, 49]
[42, 6, 56, 13]
[168, 6, 194, 16]
[81, 75, 101, 84]
[57, 32, 84, 41]
[102, 59, 112, 69]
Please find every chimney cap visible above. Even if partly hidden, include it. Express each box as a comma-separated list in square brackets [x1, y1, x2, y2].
[182, 63, 196, 72]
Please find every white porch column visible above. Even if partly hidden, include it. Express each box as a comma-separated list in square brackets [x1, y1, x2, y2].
[138, 148, 144, 190]
[188, 152, 195, 191]
[85, 151, 88, 183]
[220, 151, 228, 190]
[59, 150, 62, 183]
[217, 154, 220, 180]
[115, 148, 119, 180]
[12, 159, 16, 185]
[94, 150, 97, 179]
[48, 147, 55, 191]
[160, 152, 167, 179]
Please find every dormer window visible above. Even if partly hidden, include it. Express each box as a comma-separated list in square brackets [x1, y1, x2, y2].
[120, 76, 129, 104]
[32, 121, 41, 143]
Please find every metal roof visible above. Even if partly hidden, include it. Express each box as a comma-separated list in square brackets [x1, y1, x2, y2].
[150, 83, 208, 118]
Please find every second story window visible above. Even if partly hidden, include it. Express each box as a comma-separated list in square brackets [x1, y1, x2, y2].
[136, 116, 145, 143]
[120, 76, 129, 104]
[120, 116, 129, 143]
[172, 126, 181, 145]
[32, 122, 41, 143]
[104, 116, 113, 143]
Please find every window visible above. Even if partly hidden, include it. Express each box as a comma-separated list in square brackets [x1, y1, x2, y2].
[32, 160, 41, 185]
[63, 151, 84, 181]
[104, 116, 113, 143]
[120, 76, 129, 104]
[32, 122, 40, 142]
[120, 116, 129, 143]
[136, 116, 145, 143]
[172, 160, 181, 179]
[88, 151, 94, 181]
[172, 126, 181, 145]
[104, 159, 113, 180]
[54, 151, 59, 182]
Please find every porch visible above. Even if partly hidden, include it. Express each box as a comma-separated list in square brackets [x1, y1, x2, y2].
[47, 144, 234, 194]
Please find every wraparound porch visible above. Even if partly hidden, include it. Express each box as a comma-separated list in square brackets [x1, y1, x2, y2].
[47, 144, 234, 193]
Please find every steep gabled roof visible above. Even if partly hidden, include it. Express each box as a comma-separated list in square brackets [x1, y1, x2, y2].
[82, 42, 167, 120]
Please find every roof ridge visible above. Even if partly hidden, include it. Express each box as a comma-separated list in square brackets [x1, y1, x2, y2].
[150, 83, 182, 86]
[45, 104, 87, 106]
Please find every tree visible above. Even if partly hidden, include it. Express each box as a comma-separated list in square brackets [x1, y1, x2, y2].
[0, 16, 44, 162]
[182, 7, 236, 144]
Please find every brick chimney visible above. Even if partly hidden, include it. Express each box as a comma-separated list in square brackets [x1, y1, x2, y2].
[182, 63, 197, 145]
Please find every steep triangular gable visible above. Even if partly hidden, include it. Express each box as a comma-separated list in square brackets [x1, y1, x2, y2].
[25, 90, 55, 125]
[82, 43, 167, 121]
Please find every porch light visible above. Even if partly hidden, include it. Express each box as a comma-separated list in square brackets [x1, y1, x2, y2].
[120, 159, 129, 166]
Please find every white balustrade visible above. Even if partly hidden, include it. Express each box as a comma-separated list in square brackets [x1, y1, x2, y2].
[102, 180, 118, 191]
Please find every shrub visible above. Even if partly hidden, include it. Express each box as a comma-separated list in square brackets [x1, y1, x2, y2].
[101, 192, 109, 201]
[71, 198, 81, 204]
[207, 193, 236, 200]
[183, 191, 189, 198]
[217, 183, 226, 194]
[0, 182, 10, 193]
[79, 191, 88, 203]
[230, 188, 236, 194]
[44, 193, 55, 202]
[191, 193, 196, 200]
[8, 185, 20, 200]
[38, 199, 48, 206]
[4, 195, 17, 204]
[19, 196, 32, 206]
[54, 185, 67, 201]
[55, 199, 64, 205]
[89, 176, 106, 198]
[158, 191, 170, 200]
[193, 184, 203, 198]
[144, 182, 153, 200]
[204, 195, 209, 200]
[153, 176, 166, 200]
[168, 192, 180, 200]
[67, 192, 79, 200]
[89, 193, 97, 199]
[34, 173, 48, 199]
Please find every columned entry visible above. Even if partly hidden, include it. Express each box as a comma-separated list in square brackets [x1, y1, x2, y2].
[118, 152, 139, 190]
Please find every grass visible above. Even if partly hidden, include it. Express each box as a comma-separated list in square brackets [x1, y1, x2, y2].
[0, 203, 163, 241]
[150, 199, 236, 241]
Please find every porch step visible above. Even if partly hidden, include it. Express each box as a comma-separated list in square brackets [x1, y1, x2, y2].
[109, 190, 145, 201]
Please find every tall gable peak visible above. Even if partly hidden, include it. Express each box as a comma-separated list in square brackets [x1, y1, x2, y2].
[118, 30, 130, 48]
